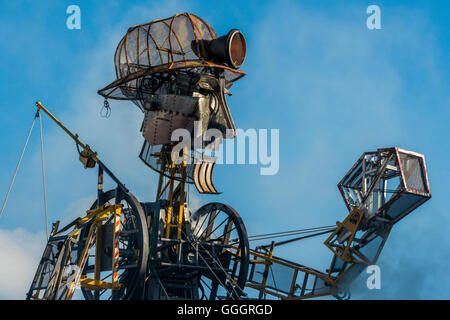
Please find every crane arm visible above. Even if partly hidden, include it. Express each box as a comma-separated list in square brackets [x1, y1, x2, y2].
[35, 101, 99, 167]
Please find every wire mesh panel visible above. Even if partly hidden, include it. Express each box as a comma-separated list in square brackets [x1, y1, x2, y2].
[400, 153, 426, 192]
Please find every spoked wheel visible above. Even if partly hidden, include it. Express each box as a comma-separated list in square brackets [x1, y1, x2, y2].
[76, 189, 148, 300]
[189, 202, 249, 300]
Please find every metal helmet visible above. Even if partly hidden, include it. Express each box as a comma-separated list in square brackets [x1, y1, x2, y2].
[97, 12, 246, 107]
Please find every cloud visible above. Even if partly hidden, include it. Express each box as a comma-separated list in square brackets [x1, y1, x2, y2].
[348, 206, 450, 299]
[0, 228, 46, 299]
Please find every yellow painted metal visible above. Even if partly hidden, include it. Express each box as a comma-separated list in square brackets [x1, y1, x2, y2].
[241, 242, 338, 300]
[79, 277, 123, 290]
[250, 259, 267, 264]
[245, 208, 382, 300]
[245, 246, 332, 283]
[245, 282, 332, 300]
[324, 208, 364, 262]
[164, 165, 176, 239]
[258, 242, 274, 298]
[65, 220, 97, 299]
[94, 220, 103, 283]
[81, 204, 122, 225]
[64, 203, 124, 298]
[35, 101, 99, 167]
[34, 102, 346, 300]
[288, 269, 299, 298]
[176, 165, 187, 240]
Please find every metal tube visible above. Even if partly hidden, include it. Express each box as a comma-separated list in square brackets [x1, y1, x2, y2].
[35, 101, 90, 152]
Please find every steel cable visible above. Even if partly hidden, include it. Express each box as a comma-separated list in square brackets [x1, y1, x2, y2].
[0, 114, 37, 219]
[229, 225, 336, 244]
[39, 113, 49, 240]
[247, 225, 336, 239]
[249, 228, 336, 244]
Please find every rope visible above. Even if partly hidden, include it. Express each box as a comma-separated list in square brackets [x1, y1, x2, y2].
[0, 114, 37, 219]
[248, 225, 335, 237]
[269, 228, 335, 248]
[39, 113, 49, 240]
[249, 228, 336, 244]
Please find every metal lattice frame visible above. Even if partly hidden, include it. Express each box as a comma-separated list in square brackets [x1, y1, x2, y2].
[338, 147, 431, 225]
[245, 147, 431, 298]
[324, 147, 431, 290]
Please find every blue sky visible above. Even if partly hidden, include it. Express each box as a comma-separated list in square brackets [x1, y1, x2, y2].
[0, 0, 449, 299]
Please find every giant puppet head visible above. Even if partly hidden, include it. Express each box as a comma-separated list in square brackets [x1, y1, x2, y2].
[97, 13, 247, 193]
[98, 13, 246, 147]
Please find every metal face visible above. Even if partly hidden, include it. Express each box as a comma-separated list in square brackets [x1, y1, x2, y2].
[142, 109, 195, 146]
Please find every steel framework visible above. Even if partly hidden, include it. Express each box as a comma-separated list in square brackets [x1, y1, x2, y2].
[26, 103, 431, 300]
[25, 13, 432, 300]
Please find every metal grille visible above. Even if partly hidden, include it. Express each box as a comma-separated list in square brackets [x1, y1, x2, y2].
[400, 153, 426, 193]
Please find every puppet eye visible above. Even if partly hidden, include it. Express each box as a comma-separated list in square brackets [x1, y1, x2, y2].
[195, 29, 247, 69]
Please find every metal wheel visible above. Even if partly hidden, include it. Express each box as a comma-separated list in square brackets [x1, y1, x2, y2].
[77, 189, 148, 300]
[189, 202, 249, 300]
